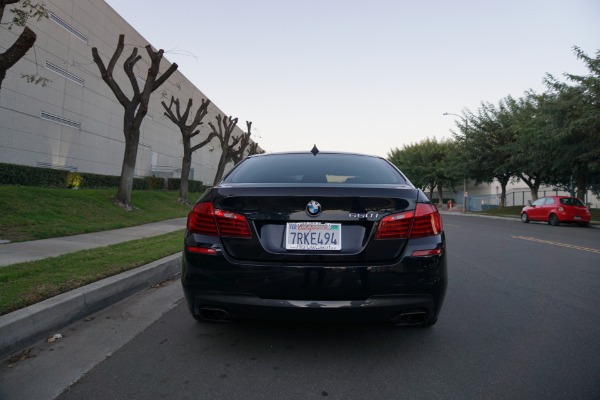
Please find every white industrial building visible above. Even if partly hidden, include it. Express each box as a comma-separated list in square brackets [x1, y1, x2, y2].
[0, 0, 247, 184]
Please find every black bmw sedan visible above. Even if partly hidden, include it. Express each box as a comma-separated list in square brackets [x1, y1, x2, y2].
[182, 151, 447, 327]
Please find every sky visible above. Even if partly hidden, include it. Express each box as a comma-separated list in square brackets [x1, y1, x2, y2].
[105, 0, 600, 158]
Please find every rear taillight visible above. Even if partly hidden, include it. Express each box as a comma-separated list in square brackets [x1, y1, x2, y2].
[187, 202, 252, 238]
[214, 209, 252, 238]
[375, 203, 442, 239]
[187, 202, 219, 235]
[410, 203, 443, 238]
[375, 211, 414, 239]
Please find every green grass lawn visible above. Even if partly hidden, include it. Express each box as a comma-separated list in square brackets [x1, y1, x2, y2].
[0, 230, 183, 315]
[0, 186, 195, 315]
[0, 187, 194, 242]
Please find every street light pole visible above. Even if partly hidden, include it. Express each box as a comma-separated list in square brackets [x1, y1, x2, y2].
[443, 112, 468, 213]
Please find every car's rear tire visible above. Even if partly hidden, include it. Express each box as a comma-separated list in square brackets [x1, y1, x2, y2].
[521, 213, 529, 223]
[548, 214, 559, 226]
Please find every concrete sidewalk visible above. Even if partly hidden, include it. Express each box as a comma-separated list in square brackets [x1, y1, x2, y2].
[0, 217, 187, 360]
[0, 217, 187, 267]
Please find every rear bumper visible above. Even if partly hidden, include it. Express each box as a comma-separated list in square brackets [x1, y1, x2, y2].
[181, 234, 447, 324]
[557, 212, 591, 223]
[184, 291, 440, 323]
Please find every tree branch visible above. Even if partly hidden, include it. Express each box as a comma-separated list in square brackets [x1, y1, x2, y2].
[161, 97, 180, 126]
[153, 63, 178, 91]
[191, 131, 217, 153]
[0, 0, 21, 23]
[123, 49, 141, 99]
[191, 98, 210, 130]
[91, 36, 130, 107]
[181, 98, 192, 125]
[0, 26, 36, 74]
[108, 35, 125, 73]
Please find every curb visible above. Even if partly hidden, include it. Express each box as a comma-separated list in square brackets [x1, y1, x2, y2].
[0, 253, 182, 361]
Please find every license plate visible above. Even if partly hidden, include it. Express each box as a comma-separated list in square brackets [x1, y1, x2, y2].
[285, 222, 342, 250]
[574, 216, 581, 220]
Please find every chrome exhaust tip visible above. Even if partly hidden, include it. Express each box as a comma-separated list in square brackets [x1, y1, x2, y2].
[392, 311, 428, 326]
[199, 307, 232, 322]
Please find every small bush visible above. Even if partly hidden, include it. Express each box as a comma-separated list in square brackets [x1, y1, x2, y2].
[66, 172, 83, 189]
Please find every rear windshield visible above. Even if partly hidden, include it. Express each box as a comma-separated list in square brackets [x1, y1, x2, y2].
[560, 197, 585, 207]
[223, 153, 409, 185]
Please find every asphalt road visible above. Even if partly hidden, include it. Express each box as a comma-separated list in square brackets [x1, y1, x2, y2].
[3, 214, 600, 400]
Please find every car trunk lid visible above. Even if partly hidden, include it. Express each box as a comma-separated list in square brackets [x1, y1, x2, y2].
[210, 185, 418, 264]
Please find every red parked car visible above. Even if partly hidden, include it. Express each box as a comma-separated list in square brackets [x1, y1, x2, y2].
[520, 196, 591, 227]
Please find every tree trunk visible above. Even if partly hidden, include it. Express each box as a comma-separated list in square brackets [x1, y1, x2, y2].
[576, 169, 586, 202]
[530, 186, 539, 202]
[519, 174, 541, 202]
[115, 116, 140, 209]
[179, 142, 192, 203]
[499, 180, 508, 208]
[437, 185, 444, 207]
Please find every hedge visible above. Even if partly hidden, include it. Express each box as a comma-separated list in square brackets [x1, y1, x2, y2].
[0, 163, 69, 187]
[167, 178, 207, 193]
[0, 163, 206, 192]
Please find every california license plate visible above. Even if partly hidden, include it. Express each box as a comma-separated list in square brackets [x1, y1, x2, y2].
[285, 222, 342, 250]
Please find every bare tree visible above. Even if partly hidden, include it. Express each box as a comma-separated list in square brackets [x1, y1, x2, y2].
[248, 141, 263, 156]
[208, 114, 244, 185]
[247, 131, 264, 157]
[162, 96, 216, 203]
[92, 34, 178, 209]
[0, 0, 48, 90]
[230, 121, 262, 164]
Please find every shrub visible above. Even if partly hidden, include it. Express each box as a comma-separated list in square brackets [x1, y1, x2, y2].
[66, 172, 83, 189]
[0, 163, 68, 187]
[0, 163, 209, 192]
[189, 180, 208, 193]
[167, 178, 207, 193]
[132, 178, 149, 190]
[167, 178, 180, 191]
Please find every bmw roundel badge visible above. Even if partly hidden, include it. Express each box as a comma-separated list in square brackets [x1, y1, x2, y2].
[306, 200, 322, 217]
